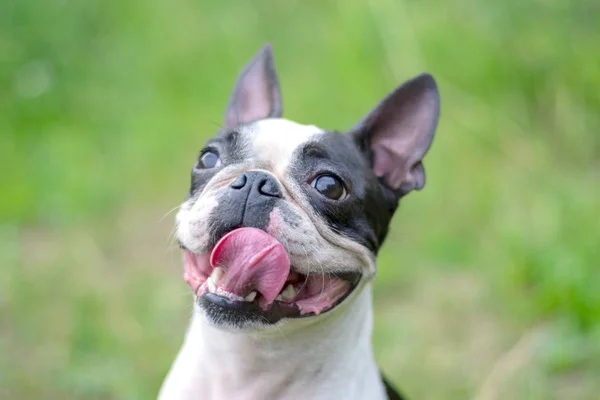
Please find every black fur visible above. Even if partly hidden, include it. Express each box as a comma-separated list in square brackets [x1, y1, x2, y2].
[189, 129, 249, 197]
[192, 127, 401, 254]
[207, 170, 282, 244]
[381, 373, 406, 400]
[291, 131, 400, 253]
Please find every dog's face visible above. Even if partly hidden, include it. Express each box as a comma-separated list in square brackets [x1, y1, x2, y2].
[176, 45, 440, 330]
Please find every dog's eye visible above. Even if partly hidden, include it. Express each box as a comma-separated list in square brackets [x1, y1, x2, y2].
[198, 151, 221, 169]
[311, 174, 347, 200]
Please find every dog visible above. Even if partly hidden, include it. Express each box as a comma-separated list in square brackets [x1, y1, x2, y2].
[158, 44, 440, 400]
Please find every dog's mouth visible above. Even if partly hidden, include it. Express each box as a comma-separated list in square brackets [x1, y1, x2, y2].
[183, 227, 361, 323]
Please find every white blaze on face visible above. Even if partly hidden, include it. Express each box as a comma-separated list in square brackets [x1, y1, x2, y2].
[247, 118, 325, 174]
[177, 194, 220, 253]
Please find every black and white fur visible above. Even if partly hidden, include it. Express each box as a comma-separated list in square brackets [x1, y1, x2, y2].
[159, 44, 440, 400]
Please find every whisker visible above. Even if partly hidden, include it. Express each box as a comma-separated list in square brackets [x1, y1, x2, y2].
[295, 244, 312, 295]
[311, 243, 326, 301]
[273, 323, 287, 340]
[206, 119, 225, 130]
[160, 204, 182, 222]
[166, 226, 180, 253]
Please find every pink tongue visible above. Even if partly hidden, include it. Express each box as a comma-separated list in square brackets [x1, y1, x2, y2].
[209, 228, 290, 303]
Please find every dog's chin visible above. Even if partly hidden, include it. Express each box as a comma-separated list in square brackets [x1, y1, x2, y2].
[195, 271, 362, 331]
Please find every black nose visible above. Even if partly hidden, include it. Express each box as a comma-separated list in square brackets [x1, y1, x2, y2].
[209, 171, 283, 241]
[230, 171, 283, 198]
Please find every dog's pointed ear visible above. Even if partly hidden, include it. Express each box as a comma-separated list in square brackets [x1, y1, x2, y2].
[350, 73, 440, 196]
[224, 44, 282, 128]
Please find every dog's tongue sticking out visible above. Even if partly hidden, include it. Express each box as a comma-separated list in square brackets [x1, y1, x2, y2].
[210, 228, 290, 303]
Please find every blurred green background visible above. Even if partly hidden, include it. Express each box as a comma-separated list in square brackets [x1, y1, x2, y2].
[1, 0, 599, 399]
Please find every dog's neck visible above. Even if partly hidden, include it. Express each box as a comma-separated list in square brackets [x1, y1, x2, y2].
[159, 283, 387, 400]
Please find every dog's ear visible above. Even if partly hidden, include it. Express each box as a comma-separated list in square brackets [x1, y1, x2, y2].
[224, 44, 282, 128]
[350, 73, 440, 196]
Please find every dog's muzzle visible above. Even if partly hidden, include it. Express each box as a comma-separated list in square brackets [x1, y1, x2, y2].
[184, 225, 361, 325]
[209, 170, 282, 244]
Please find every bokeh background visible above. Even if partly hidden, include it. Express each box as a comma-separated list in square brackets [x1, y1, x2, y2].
[1, 0, 599, 399]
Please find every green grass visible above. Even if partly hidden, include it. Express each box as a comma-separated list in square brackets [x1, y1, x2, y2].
[1, 0, 599, 398]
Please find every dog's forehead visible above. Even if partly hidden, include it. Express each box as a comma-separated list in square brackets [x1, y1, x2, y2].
[244, 118, 325, 171]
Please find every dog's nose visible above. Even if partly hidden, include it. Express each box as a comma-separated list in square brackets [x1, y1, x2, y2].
[211, 171, 283, 238]
[230, 171, 283, 198]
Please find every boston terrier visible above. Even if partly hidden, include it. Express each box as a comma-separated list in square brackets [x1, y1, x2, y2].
[159, 44, 440, 400]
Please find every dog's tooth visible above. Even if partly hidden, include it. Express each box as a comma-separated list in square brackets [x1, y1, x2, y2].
[206, 277, 216, 293]
[210, 267, 224, 285]
[275, 295, 283, 301]
[281, 284, 297, 301]
[244, 291, 257, 302]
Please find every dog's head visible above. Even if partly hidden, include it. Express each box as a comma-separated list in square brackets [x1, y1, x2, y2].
[176, 44, 439, 330]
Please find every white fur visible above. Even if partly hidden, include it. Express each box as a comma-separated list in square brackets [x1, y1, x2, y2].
[249, 118, 323, 174]
[175, 118, 377, 274]
[165, 117, 384, 399]
[158, 283, 387, 400]
[176, 195, 219, 253]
